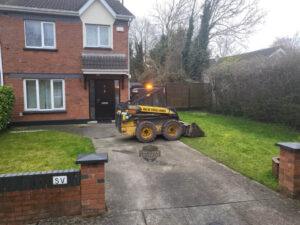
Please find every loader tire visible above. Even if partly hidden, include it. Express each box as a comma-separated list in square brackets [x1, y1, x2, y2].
[162, 120, 182, 141]
[136, 121, 157, 143]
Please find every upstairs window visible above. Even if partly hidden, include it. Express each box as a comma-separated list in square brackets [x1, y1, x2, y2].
[85, 24, 110, 47]
[25, 21, 56, 48]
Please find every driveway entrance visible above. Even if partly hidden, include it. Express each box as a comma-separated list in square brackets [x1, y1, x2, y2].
[34, 124, 300, 225]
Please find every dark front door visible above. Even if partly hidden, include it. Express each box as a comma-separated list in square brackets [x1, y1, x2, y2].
[95, 80, 115, 120]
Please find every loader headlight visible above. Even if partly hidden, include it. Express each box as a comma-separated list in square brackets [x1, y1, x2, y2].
[146, 83, 153, 90]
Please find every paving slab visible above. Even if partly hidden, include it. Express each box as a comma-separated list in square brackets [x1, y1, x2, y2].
[144, 199, 300, 225]
[39, 211, 145, 225]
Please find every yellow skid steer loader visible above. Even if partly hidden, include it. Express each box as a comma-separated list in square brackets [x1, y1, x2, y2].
[115, 102, 205, 143]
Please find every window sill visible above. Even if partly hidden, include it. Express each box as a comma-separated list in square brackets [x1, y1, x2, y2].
[23, 110, 66, 115]
[23, 48, 58, 52]
[84, 47, 112, 51]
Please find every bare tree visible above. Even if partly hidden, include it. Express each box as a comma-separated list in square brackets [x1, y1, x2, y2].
[129, 17, 158, 62]
[206, 0, 265, 40]
[147, 0, 196, 82]
[194, 0, 265, 56]
[152, 0, 195, 35]
[211, 36, 245, 57]
[272, 32, 300, 51]
[152, 0, 265, 57]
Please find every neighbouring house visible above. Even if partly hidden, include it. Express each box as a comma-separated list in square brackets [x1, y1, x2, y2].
[0, 0, 134, 125]
[212, 46, 286, 64]
[203, 46, 287, 83]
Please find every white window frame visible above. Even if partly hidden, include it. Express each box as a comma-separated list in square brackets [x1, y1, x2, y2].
[85, 24, 111, 48]
[24, 20, 56, 49]
[23, 79, 65, 112]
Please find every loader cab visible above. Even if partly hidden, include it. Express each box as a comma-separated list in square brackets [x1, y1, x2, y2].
[131, 86, 166, 107]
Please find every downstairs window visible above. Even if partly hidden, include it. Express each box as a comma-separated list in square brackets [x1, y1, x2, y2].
[24, 79, 65, 111]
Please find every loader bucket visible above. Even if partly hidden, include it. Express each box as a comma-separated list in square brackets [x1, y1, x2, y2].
[182, 122, 205, 138]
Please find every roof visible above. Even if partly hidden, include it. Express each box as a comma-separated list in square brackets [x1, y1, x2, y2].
[215, 46, 286, 64]
[0, 0, 87, 11]
[82, 53, 127, 70]
[105, 0, 132, 16]
[0, 0, 134, 17]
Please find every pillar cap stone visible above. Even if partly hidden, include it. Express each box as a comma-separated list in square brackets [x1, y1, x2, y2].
[276, 143, 300, 152]
[76, 153, 108, 164]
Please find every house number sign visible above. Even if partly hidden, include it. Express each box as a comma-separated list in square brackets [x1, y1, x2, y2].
[53, 176, 68, 185]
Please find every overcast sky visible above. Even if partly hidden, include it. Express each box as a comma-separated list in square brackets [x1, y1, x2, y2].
[124, 0, 300, 52]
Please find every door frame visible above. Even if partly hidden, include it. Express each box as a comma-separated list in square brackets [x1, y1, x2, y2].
[88, 78, 121, 121]
[95, 79, 115, 120]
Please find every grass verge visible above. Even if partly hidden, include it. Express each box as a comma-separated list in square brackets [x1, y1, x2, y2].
[0, 130, 94, 174]
[179, 111, 300, 190]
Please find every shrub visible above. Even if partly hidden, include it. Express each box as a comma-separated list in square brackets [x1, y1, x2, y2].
[207, 53, 300, 129]
[0, 86, 15, 130]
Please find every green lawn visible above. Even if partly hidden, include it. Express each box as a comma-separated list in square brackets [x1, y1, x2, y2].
[179, 111, 300, 191]
[0, 130, 94, 174]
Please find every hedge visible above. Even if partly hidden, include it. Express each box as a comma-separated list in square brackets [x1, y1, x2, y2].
[0, 86, 15, 131]
[207, 52, 300, 129]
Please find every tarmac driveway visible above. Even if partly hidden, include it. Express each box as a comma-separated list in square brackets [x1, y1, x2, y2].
[35, 124, 300, 225]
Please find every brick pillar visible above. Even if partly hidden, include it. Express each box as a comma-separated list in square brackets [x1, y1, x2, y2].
[276, 143, 300, 199]
[76, 153, 108, 216]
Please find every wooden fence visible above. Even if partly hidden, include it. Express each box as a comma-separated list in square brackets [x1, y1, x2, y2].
[131, 82, 211, 109]
[166, 82, 211, 109]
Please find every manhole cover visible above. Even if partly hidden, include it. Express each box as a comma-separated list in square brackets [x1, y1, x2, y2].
[139, 145, 161, 161]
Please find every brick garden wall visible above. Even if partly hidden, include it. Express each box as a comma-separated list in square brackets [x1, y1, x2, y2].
[278, 146, 300, 199]
[0, 153, 108, 225]
[1, 187, 81, 225]
[80, 164, 106, 216]
[0, 170, 81, 225]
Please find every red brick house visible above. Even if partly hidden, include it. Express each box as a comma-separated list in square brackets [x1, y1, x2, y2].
[0, 0, 134, 125]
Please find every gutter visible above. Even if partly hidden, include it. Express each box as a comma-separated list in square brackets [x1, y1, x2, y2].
[82, 70, 131, 78]
[0, 42, 3, 86]
[82, 69, 129, 73]
[116, 14, 135, 20]
[127, 17, 133, 100]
